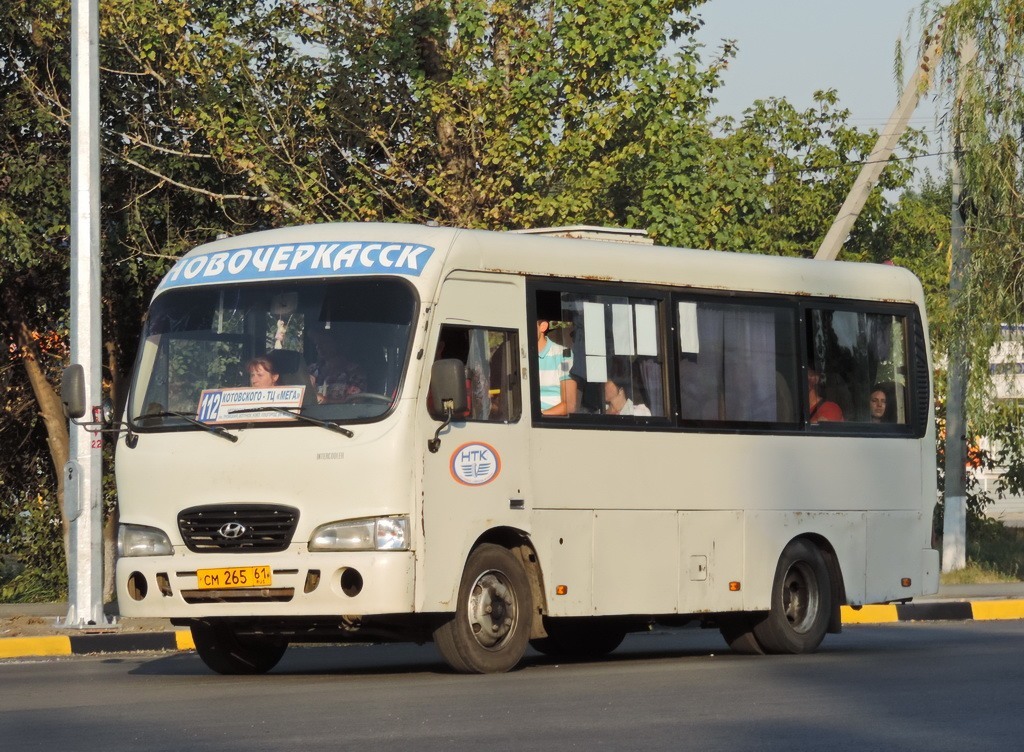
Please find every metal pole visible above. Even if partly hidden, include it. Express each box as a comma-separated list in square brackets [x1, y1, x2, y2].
[942, 150, 968, 571]
[59, 0, 108, 628]
[942, 36, 978, 573]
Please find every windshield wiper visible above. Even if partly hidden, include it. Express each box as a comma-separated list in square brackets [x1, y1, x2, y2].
[132, 410, 239, 443]
[227, 406, 355, 438]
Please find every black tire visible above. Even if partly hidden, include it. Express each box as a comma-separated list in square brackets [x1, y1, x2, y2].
[190, 622, 289, 675]
[752, 539, 831, 654]
[433, 544, 533, 673]
[530, 617, 626, 659]
[718, 613, 766, 655]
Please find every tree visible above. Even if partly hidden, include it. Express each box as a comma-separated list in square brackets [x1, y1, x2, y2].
[918, 3, 1024, 406]
[639, 89, 928, 256]
[909, 3, 1024, 544]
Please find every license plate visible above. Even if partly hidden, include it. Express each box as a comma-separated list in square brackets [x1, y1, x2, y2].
[196, 565, 272, 590]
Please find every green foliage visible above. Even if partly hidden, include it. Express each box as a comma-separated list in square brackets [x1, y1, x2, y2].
[640, 89, 929, 256]
[964, 517, 1024, 579]
[924, 2, 1024, 436]
[0, 485, 67, 603]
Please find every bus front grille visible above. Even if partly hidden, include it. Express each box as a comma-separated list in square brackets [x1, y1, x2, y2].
[178, 504, 299, 553]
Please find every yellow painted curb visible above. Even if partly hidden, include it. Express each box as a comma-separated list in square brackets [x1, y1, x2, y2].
[174, 630, 195, 651]
[969, 600, 1024, 621]
[841, 604, 899, 624]
[0, 636, 72, 659]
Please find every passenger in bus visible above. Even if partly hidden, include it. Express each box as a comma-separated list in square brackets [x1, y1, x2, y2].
[869, 386, 890, 423]
[604, 377, 651, 416]
[807, 367, 844, 423]
[537, 320, 576, 415]
[247, 355, 281, 388]
[308, 329, 366, 403]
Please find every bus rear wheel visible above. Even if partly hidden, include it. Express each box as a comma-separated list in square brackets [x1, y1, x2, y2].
[753, 539, 831, 654]
[433, 543, 532, 674]
[190, 622, 288, 675]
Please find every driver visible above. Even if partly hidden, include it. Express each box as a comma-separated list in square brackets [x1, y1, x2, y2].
[308, 329, 366, 403]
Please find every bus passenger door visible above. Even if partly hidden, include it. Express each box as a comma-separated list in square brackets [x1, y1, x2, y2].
[418, 274, 531, 610]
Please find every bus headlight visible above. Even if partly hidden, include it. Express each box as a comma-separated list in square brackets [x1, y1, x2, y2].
[118, 524, 173, 557]
[308, 516, 410, 551]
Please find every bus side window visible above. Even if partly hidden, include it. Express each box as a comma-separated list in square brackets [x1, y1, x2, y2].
[677, 299, 798, 424]
[807, 308, 909, 425]
[536, 289, 666, 419]
[429, 325, 520, 423]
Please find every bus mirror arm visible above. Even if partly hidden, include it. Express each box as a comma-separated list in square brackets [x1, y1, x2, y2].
[62, 365, 139, 448]
[428, 402, 454, 454]
[427, 359, 468, 454]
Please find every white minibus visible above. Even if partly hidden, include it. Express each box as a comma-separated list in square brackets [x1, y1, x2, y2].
[103, 222, 938, 673]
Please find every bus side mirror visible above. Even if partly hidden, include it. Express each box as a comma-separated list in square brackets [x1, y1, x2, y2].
[429, 359, 469, 418]
[428, 359, 468, 454]
[61, 365, 87, 420]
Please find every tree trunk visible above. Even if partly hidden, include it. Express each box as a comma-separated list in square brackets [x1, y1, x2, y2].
[412, 1, 479, 226]
[103, 339, 121, 601]
[12, 319, 71, 559]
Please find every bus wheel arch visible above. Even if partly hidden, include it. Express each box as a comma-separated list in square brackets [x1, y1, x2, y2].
[470, 527, 548, 638]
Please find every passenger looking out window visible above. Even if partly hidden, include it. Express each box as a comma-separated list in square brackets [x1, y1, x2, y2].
[604, 377, 651, 416]
[807, 367, 844, 423]
[870, 388, 887, 423]
[537, 319, 576, 416]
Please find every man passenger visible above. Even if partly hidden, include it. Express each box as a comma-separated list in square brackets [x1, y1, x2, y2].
[537, 320, 576, 416]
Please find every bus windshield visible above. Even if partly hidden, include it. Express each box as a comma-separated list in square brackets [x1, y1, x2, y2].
[129, 278, 417, 430]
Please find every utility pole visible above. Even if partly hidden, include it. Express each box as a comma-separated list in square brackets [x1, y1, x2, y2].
[942, 36, 978, 573]
[815, 24, 942, 261]
[59, 0, 108, 628]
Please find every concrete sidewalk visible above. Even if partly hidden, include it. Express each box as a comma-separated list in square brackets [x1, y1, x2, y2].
[3, 583, 1024, 660]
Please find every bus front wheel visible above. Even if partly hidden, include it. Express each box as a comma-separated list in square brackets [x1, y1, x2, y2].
[433, 543, 532, 673]
[190, 622, 288, 675]
[753, 539, 831, 654]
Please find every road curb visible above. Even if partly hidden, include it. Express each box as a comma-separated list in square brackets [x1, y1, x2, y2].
[0, 630, 194, 660]
[2, 600, 1024, 659]
[841, 598, 1024, 624]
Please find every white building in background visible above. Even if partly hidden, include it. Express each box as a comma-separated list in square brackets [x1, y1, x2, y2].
[976, 325, 1024, 526]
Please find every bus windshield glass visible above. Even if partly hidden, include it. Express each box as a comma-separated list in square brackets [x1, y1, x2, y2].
[129, 278, 417, 430]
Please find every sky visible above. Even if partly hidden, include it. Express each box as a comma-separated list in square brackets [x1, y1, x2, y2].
[694, 0, 946, 174]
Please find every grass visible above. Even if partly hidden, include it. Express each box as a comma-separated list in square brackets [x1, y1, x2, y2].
[936, 515, 1024, 584]
[940, 562, 1021, 585]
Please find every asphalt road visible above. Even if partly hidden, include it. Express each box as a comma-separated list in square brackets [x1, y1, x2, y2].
[3, 621, 1023, 751]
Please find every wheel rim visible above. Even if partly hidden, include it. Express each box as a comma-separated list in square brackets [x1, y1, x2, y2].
[466, 568, 518, 650]
[782, 561, 819, 633]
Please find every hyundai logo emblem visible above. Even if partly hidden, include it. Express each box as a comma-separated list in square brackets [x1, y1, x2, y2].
[218, 522, 248, 539]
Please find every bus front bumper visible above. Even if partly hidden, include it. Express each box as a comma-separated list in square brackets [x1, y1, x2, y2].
[115, 550, 416, 619]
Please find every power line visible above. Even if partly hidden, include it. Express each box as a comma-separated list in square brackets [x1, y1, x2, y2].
[768, 149, 952, 177]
